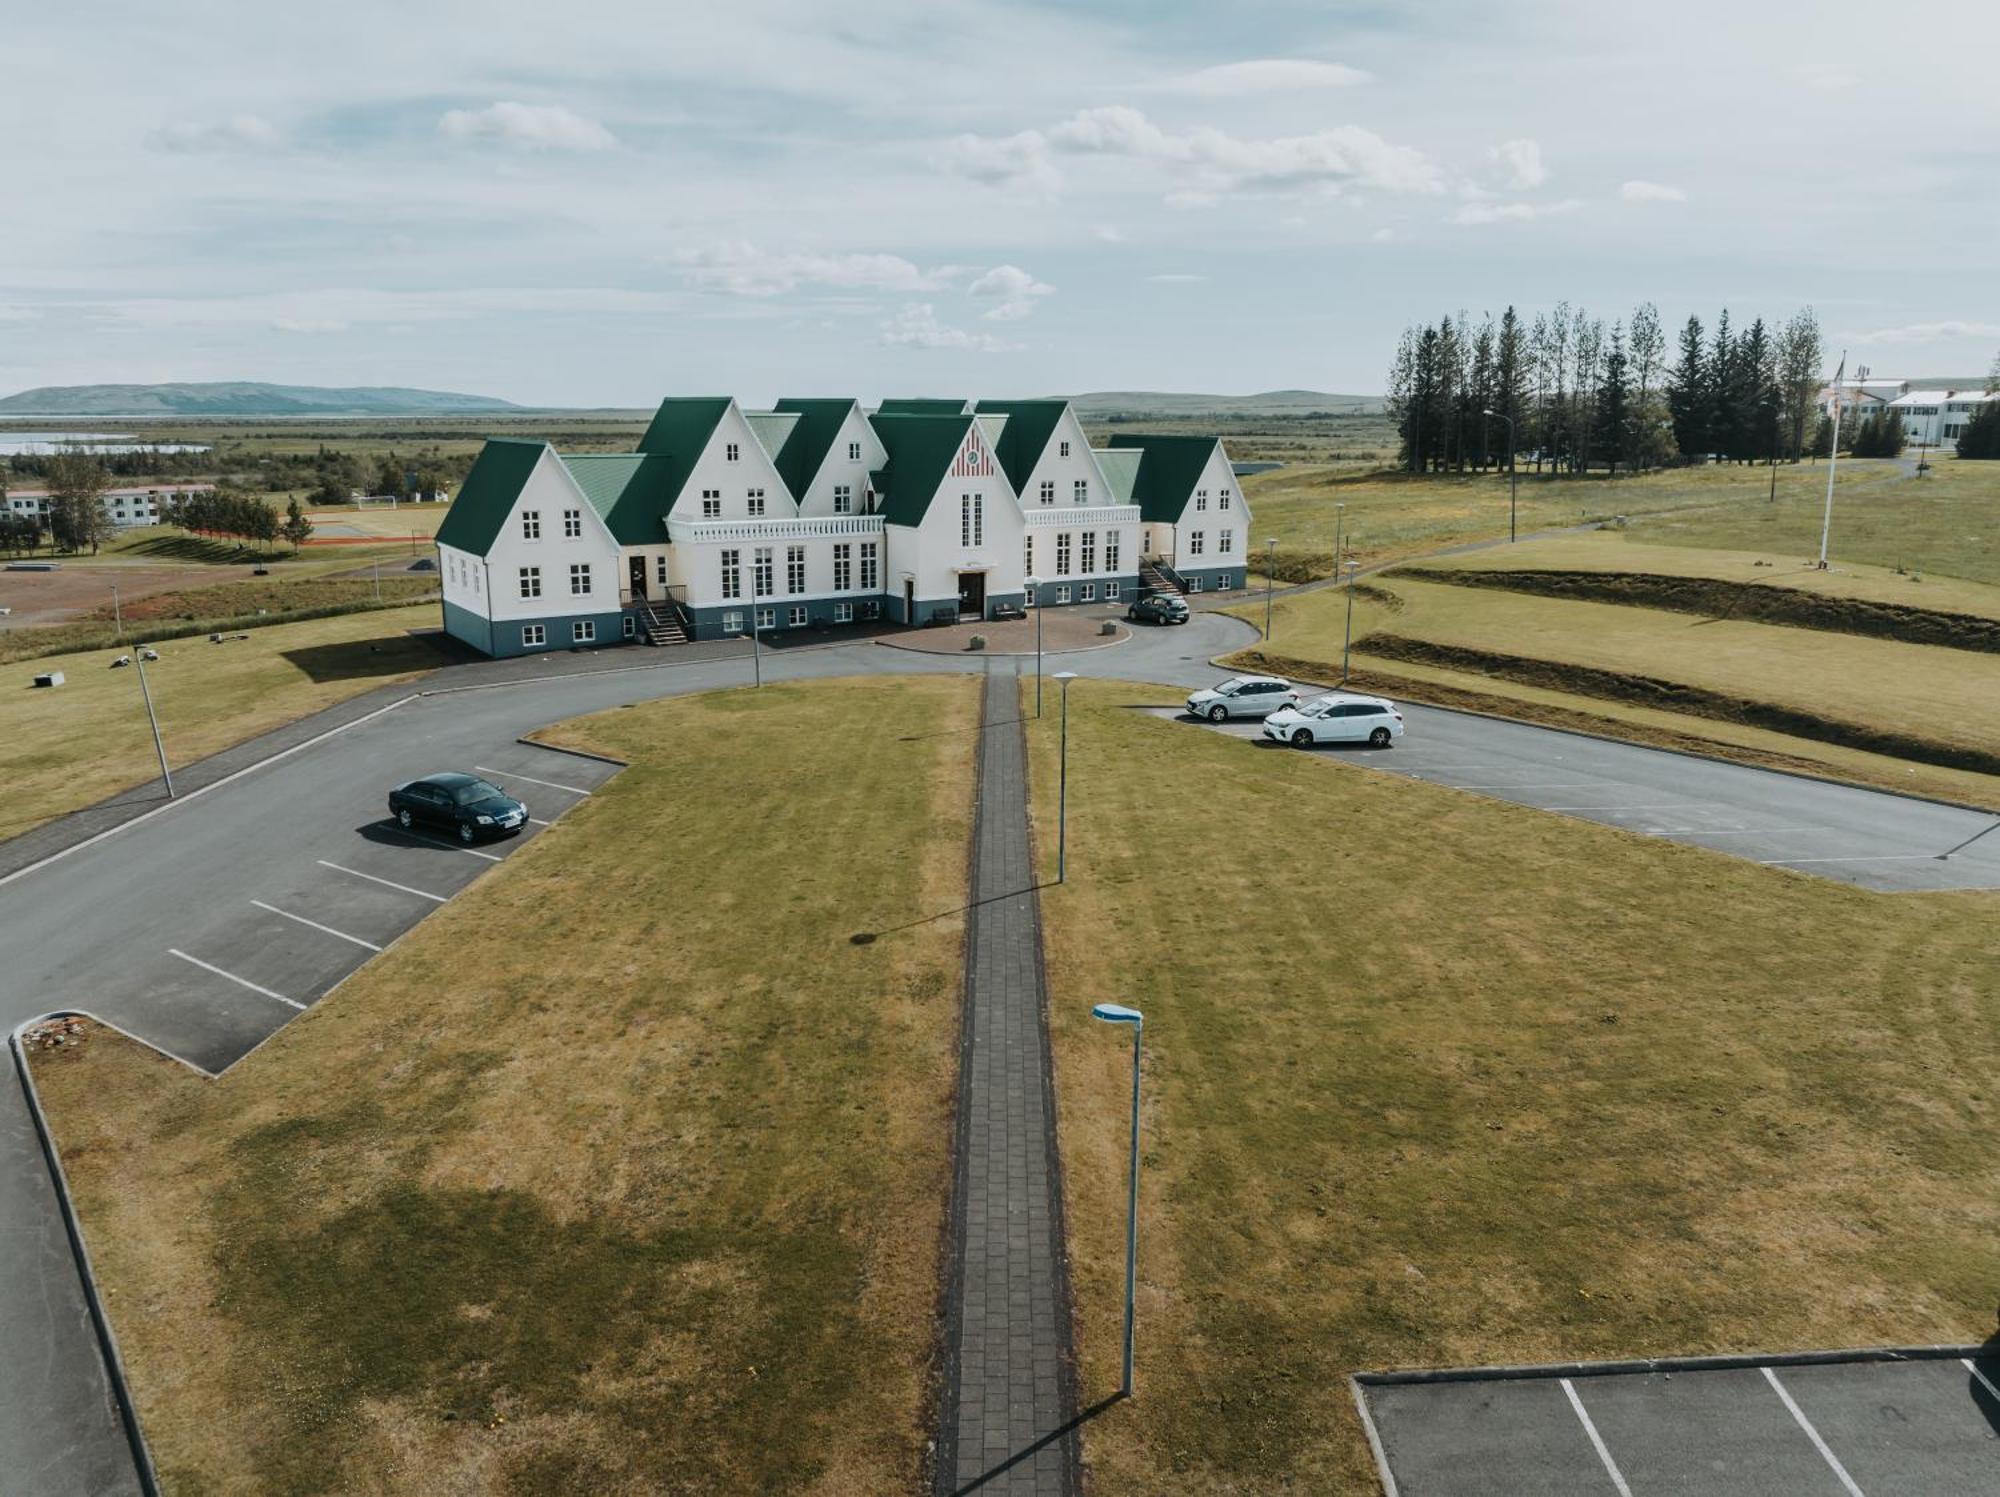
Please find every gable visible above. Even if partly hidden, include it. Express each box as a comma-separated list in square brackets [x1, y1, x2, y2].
[1106, 433, 1224, 523]
[770, 398, 858, 500]
[558, 454, 678, 545]
[435, 439, 548, 554]
[867, 412, 994, 526]
[974, 399, 1067, 493]
[629, 396, 734, 515]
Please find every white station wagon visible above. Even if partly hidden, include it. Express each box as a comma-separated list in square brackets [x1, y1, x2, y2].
[1262, 692, 1405, 747]
[1186, 675, 1300, 722]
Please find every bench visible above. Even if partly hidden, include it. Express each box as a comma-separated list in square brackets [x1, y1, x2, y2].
[991, 602, 1027, 621]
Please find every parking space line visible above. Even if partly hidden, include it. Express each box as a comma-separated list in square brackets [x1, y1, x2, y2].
[1559, 1379, 1633, 1497]
[1758, 854, 1934, 866]
[528, 817, 553, 827]
[167, 949, 306, 1011]
[1961, 1358, 2000, 1402]
[1668, 826, 1820, 837]
[248, 899, 382, 952]
[316, 859, 447, 902]
[379, 824, 504, 862]
[1762, 1367, 1866, 1497]
[472, 765, 592, 795]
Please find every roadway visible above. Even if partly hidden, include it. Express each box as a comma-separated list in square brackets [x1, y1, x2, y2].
[4, 609, 1996, 1492]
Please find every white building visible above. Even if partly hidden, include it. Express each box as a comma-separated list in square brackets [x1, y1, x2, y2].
[434, 396, 1251, 657]
[4, 482, 212, 531]
[1888, 389, 2000, 449]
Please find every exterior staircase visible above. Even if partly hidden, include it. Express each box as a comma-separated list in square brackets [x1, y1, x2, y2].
[1140, 560, 1188, 597]
[634, 596, 687, 646]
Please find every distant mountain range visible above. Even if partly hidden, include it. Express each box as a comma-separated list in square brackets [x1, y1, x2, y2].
[0, 382, 522, 417]
[1067, 389, 1383, 417]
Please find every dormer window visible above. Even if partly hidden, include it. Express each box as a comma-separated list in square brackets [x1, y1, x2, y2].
[726, 442, 740, 462]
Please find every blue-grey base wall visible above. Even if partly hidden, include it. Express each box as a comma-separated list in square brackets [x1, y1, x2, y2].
[685, 595, 888, 641]
[1029, 575, 1136, 607]
[1175, 566, 1245, 595]
[446, 603, 630, 658]
[441, 598, 493, 657]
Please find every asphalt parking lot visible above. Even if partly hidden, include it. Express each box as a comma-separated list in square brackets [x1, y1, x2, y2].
[90, 740, 620, 1075]
[1158, 704, 2000, 894]
[1356, 1350, 2000, 1495]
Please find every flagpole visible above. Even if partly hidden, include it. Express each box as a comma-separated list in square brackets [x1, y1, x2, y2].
[1818, 351, 1846, 569]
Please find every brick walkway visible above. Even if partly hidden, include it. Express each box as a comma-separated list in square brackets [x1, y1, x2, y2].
[936, 665, 1080, 1495]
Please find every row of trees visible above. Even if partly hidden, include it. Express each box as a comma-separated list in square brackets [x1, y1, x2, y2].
[164, 486, 315, 549]
[1387, 303, 1825, 476]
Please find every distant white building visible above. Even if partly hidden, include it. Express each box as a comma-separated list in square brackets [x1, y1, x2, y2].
[1888, 389, 2000, 449]
[4, 482, 211, 531]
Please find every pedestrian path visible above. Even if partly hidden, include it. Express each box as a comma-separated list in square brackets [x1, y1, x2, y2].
[936, 664, 1080, 1495]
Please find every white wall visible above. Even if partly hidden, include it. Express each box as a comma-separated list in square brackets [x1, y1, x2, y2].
[1015, 407, 1113, 510]
[1165, 445, 1248, 569]
[795, 405, 887, 517]
[887, 423, 1025, 609]
[674, 519, 886, 610]
[665, 401, 795, 525]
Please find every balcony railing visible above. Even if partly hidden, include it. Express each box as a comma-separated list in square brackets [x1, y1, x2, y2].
[1021, 503, 1140, 529]
[666, 514, 886, 545]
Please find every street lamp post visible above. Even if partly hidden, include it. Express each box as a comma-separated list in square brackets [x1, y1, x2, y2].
[1054, 670, 1078, 882]
[1483, 409, 1518, 542]
[133, 645, 173, 799]
[1091, 1001, 1144, 1398]
[1026, 574, 1042, 717]
[1341, 559, 1361, 684]
[1333, 502, 1346, 575]
[1262, 538, 1276, 641]
[111, 583, 123, 644]
[750, 609, 763, 687]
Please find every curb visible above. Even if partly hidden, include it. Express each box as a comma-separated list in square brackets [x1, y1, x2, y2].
[9, 1015, 161, 1496]
[511, 737, 631, 768]
[1352, 1341, 1993, 1388]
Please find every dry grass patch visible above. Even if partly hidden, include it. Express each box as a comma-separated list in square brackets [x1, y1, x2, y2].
[33, 674, 979, 1495]
[1026, 680, 2000, 1494]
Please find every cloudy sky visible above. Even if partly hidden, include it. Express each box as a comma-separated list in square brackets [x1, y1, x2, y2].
[4, 0, 1996, 405]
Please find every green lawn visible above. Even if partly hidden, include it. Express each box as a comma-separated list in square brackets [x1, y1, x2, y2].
[1026, 679, 2000, 1494]
[2, 602, 448, 838]
[33, 675, 978, 1495]
[1243, 458, 1912, 582]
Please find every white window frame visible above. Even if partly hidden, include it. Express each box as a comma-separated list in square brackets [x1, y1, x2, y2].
[1056, 532, 1072, 576]
[1081, 581, 1096, 602]
[1105, 531, 1121, 572]
[1073, 479, 1087, 504]
[726, 442, 740, 462]
[747, 488, 766, 517]
[786, 544, 806, 595]
[860, 541, 879, 590]
[1106, 580, 1121, 600]
[834, 600, 853, 623]
[563, 508, 582, 538]
[1219, 530, 1234, 554]
[1060, 439, 1070, 458]
[521, 510, 541, 540]
[573, 620, 596, 643]
[1055, 584, 1072, 604]
[1081, 530, 1096, 574]
[1195, 489, 1209, 513]
[1220, 489, 1232, 510]
[655, 555, 669, 587]
[720, 548, 742, 600]
[848, 441, 862, 461]
[1189, 576, 1204, 593]
[722, 609, 743, 634]
[569, 562, 591, 596]
[755, 605, 776, 630]
[702, 489, 722, 518]
[1039, 480, 1055, 505]
[521, 624, 546, 647]
[962, 492, 983, 547]
[622, 614, 636, 638]
[1188, 530, 1205, 557]
[833, 484, 853, 514]
[519, 566, 542, 599]
[753, 547, 774, 597]
[788, 604, 808, 627]
[833, 541, 852, 591]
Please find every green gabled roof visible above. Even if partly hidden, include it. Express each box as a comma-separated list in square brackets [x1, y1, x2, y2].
[628, 396, 733, 518]
[1106, 433, 1224, 523]
[866, 412, 974, 526]
[743, 410, 801, 464]
[876, 398, 968, 416]
[558, 454, 678, 544]
[435, 438, 548, 554]
[1093, 447, 1142, 504]
[771, 398, 858, 501]
[974, 399, 1067, 493]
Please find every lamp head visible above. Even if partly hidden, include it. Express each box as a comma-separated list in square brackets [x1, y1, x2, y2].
[1092, 1002, 1142, 1025]
[1054, 670, 1078, 683]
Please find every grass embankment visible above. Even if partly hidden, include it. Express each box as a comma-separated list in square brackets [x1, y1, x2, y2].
[33, 676, 978, 1495]
[1630, 454, 2000, 588]
[1026, 679, 2000, 1494]
[2, 603, 449, 839]
[1242, 458, 1905, 582]
[1226, 560, 2000, 808]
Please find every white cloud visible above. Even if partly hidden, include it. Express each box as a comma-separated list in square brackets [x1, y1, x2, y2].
[1620, 179, 1689, 203]
[1146, 273, 1206, 283]
[674, 242, 942, 296]
[270, 317, 349, 334]
[1091, 224, 1124, 242]
[90, 286, 688, 330]
[935, 129, 1060, 193]
[153, 115, 282, 153]
[0, 305, 41, 323]
[437, 102, 616, 153]
[966, 264, 1054, 321]
[1041, 105, 1442, 196]
[1370, 227, 1396, 243]
[1790, 61, 1860, 92]
[1488, 138, 1547, 190]
[878, 304, 1015, 352]
[1165, 59, 1371, 95]
[1849, 320, 2000, 347]
[1451, 197, 1582, 226]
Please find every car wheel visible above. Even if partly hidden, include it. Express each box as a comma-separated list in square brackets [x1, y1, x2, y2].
[1369, 726, 1392, 747]
[396, 808, 413, 829]
[458, 822, 477, 844]
[1291, 727, 1313, 747]
[1207, 704, 1228, 722]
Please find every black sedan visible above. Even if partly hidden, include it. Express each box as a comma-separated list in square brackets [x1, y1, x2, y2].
[387, 772, 528, 843]
[1127, 593, 1191, 625]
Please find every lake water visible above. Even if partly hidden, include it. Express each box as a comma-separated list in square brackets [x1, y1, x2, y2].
[0, 431, 211, 455]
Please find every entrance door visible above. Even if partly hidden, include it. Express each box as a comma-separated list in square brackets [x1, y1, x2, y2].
[628, 555, 647, 599]
[903, 579, 916, 624]
[957, 570, 985, 621]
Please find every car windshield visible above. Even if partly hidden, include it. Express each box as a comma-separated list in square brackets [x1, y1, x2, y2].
[449, 778, 506, 805]
[1306, 700, 1339, 717]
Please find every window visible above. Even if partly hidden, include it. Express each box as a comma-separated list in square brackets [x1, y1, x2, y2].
[1024, 535, 1034, 576]
[1081, 582, 1096, 602]
[833, 542, 852, 591]
[788, 604, 808, 627]
[1195, 489, 1209, 512]
[833, 484, 853, 514]
[861, 600, 880, 620]
[860, 542, 879, 589]
[622, 614, 636, 638]
[1081, 531, 1097, 573]
[519, 566, 542, 599]
[755, 606, 776, 630]
[519, 624, 544, 648]
[573, 620, 596, 643]
[1217, 573, 1233, 589]
[1188, 530, 1205, 556]
[1219, 530, 1234, 554]
[726, 442, 740, 462]
[723, 609, 743, 634]
[701, 489, 721, 518]
[655, 555, 669, 587]
[570, 563, 592, 596]
[1105, 530, 1121, 572]
[961, 493, 983, 547]
[1219, 489, 1232, 510]
[1073, 479, 1088, 504]
[1189, 576, 1204, 592]
[747, 488, 766, 517]
[1106, 581, 1121, 600]
[1039, 480, 1054, 505]
[784, 545, 804, 594]
[720, 548, 742, 600]
[1055, 532, 1072, 575]
[521, 510, 541, 540]
[1055, 584, 1071, 604]
[563, 508, 582, 538]
[848, 441, 862, 462]
[1059, 439, 1070, 458]
[753, 547, 774, 597]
